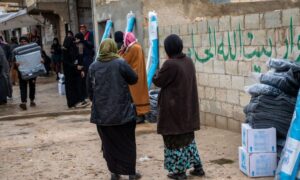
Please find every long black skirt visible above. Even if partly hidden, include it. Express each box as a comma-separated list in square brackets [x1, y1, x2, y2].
[97, 121, 136, 175]
[63, 66, 82, 108]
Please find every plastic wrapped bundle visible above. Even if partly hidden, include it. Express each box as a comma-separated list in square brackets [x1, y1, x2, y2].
[267, 58, 300, 72]
[13, 43, 46, 80]
[260, 70, 299, 97]
[244, 94, 296, 138]
[145, 89, 160, 123]
[146, 11, 159, 89]
[125, 11, 135, 33]
[245, 83, 282, 97]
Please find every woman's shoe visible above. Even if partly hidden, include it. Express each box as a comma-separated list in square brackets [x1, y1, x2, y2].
[190, 166, 205, 177]
[167, 173, 187, 180]
[110, 173, 120, 180]
[129, 172, 142, 180]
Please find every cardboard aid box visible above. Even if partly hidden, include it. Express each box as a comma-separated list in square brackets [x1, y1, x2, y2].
[242, 123, 276, 153]
[239, 147, 277, 177]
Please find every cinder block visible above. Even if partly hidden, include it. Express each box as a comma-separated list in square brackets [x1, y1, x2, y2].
[231, 15, 244, 30]
[264, 10, 281, 29]
[232, 76, 245, 90]
[266, 29, 276, 47]
[198, 86, 205, 99]
[200, 111, 205, 125]
[205, 113, 216, 127]
[245, 13, 260, 30]
[216, 116, 228, 130]
[182, 35, 191, 48]
[193, 34, 201, 48]
[205, 87, 215, 100]
[200, 100, 207, 112]
[243, 30, 267, 46]
[244, 77, 256, 87]
[228, 118, 241, 132]
[180, 24, 189, 35]
[240, 91, 251, 107]
[233, 105, 245, 122]
[201, 33, 211, 47]
[210, 101, 222, 115]
[227, 90, 240, 105]
[219, 75, 232, 89]
[219, 16, 231, 31]
[208, 74, 220, 87]
[216, 88, 227, 102]
[164, 26, 172, 35]
[172, 24, 180, 34]
[203, 60, 214, 73]
[198, 20, 208, 34]
[198, 73, 209, 86]
[188, 23, 198, 34]
[207, 18, 219, 31]
[282, 8, 300, 26]
[225, 61, 238, 75]
[214, 60, 225, 74]
[195, 62, 204, 73]
[238, 61, 252, 76]
[221, 102, 234, 118]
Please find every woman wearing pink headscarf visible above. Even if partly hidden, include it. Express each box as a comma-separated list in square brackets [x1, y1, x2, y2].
[119, 32, 150, 123]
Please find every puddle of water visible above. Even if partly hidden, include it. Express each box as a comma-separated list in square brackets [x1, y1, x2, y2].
[210, 158, 235, 165]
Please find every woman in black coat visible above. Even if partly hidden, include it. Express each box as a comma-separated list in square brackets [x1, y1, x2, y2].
[62, 31, 82, 108]
[153, 34, 205, 180]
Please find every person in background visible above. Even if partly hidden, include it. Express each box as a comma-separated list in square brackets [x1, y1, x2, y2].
[79, 24, 94, 48]
[15, 36, 43, 110]
[50, 38, 62, 80]
[0, 36, 10, 60]
[114, 31, 124, 50]
[0, 47, 10, 105]
[9, 37, 19, 86]
[119, 32, 150, 124]
[62, 31, 82, 108]
[74, 32, 93, 105]
[87, 38, 141, 180]
[153, 34, 205, 180]
[41, 50, 51, 76]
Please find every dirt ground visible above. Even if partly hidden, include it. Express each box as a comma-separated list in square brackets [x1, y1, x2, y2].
[0, 114, 273, 180]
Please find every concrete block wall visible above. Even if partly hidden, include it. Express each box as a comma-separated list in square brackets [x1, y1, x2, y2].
[147, 8, 300, 132]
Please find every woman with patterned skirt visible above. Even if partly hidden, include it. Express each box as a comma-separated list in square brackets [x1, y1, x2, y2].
[153, 34, 205, 180]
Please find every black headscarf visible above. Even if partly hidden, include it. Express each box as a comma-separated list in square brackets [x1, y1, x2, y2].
[75, 32, 84, 42]
[164, 34, 184, 58]
[114, 31, 124, 50]
[114, 31, 124, 43]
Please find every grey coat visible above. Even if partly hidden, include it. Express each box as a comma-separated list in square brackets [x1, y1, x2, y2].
[0, 47, 10, 103]
[87, 58, 138, 126]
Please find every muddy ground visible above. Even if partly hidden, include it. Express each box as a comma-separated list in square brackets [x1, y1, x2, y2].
[0, 114, 273, 180]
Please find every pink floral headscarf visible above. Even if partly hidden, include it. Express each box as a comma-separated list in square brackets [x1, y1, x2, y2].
[124, 32, 137, 48]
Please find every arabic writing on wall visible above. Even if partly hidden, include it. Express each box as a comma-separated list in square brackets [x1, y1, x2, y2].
[188, 17, 300, 72]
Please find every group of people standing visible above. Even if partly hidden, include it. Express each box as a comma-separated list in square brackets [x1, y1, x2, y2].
[61, 25, 95, 108]
[88, 33, 205, 180]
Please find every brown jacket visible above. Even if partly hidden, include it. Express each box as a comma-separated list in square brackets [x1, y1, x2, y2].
[120, 43, 150, 116]
[153, 55, 200, 135]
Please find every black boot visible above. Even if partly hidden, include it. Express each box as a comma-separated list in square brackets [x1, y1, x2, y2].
[167, 172, 187, 180]
[110, 173, 120, 180]
[190, 165, 205, 177]
[129, 172, 142, 180]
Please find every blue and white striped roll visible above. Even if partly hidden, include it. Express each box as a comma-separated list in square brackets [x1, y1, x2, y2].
[126, 11, 136, 32]
[146, 11, 159, 89]
[101, 20, 113, 42]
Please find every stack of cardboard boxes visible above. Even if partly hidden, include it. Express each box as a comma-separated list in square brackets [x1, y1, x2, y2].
[239, 123, 278, 177]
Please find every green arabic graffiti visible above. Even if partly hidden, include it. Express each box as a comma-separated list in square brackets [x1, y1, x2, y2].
[188, 17, 300, 63]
